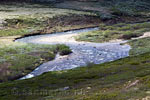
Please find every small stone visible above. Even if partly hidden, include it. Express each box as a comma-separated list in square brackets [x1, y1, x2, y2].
[40, 58, 44, 61]
[63, 86, 70, 90]
[133, 88, 139, 91]
[146, 91, 150, 94]
[58, 86, 70, 91]
[87, 87, 91, 90]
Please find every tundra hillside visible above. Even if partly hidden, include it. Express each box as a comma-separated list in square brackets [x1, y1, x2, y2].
[0, 0, 150, 100]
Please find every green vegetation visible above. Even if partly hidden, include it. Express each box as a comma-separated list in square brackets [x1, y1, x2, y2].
[129, 37, 150, 56]
[76, 22, 150, 42]
[0, 28, 31, 36]
[54, 44, 72, 56]
[0, 3, 98, 37]
[0, 43, 72, 82]
[55, 0, 150, 22]
[59, 48, 72, 55]
[1, 0, 150, 37]
[5, 17, 42, 27]
[109, 0, 150, 17]
[0, 3, 97, 83]
[0, 52, 150, 100]
[1, 14, 100, 37]
[0, 16, 45, 37]
[1, 1, 150, 100]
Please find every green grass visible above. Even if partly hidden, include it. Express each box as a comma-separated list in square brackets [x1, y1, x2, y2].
[4, 17, 43, 27]
[0, 16, 46, 37]
[128, 37, 150, 56]
[76, 22, 150, 42]
[0, 52, 150, 100]
[0, 43, 72, 82]
[0, 28, 31, 36]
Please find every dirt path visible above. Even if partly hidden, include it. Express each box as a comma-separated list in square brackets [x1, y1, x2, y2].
[16, 27, 131, 79]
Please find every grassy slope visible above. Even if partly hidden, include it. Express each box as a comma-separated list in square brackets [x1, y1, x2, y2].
[0, 1, 150, 100]
[56, 0, 150, 22]
[0, 52, 150, 100]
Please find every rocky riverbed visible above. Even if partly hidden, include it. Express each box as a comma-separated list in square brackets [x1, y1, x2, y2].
[16, 27, 131, 79]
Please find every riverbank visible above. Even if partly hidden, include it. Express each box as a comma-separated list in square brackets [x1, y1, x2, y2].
[15, 27, 130, 79]
[0, 3, 100, 82]
[0, 36, 72, 82]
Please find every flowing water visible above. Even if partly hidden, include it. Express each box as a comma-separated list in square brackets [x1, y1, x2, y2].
[16, 27, 131, 79]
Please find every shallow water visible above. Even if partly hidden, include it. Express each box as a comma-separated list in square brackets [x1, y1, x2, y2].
[16, 27, 131, 79]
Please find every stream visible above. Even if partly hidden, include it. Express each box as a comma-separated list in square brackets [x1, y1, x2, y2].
[16, 27, 131, 79]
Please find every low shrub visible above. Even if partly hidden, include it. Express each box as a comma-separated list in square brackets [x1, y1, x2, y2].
[59, 48, 72, 56]
[99, 13, 115, 21]
[55, 44, 72, 55]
